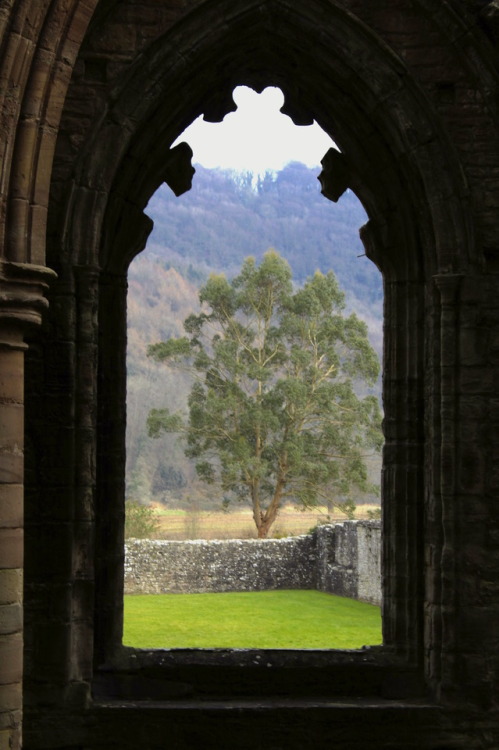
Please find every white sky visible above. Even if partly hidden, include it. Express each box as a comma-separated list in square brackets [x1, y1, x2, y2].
[173, 86, 335, 175]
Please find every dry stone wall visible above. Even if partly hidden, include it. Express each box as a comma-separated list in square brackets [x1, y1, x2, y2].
[124, 520, 381, 605]
[314, 522, 382, 604]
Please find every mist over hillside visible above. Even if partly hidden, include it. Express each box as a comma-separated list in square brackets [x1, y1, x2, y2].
[126, 163, 383, 508]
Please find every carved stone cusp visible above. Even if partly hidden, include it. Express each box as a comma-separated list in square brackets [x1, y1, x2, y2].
[318, 148, 350, 203]
[202, 90, 237, 123]
[359, 220, 386, 274]
[279, 91, 314, 126]
[162, 142, 195, 197]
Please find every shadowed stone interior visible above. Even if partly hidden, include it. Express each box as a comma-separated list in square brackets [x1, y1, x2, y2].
[1, 1, 499, 748]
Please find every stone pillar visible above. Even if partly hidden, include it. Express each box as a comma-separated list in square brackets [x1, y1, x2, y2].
[430, 274, 461, 704]
[0, 261, 55, 750]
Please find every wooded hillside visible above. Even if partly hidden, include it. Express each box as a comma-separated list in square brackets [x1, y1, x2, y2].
[126, 163, 383, 511]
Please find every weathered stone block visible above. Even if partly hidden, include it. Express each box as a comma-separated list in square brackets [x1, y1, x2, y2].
[0, 633, 22, 685]
[0, 570, 22, 605]
[0, 453, 23, 486]
[0, 682, 22, 713]
[0, 352, 23, 401]
[0, 604, 22, 636]
[0, 530, 23, 569]
[0, 485, 22, 528]
[0, 729, 15, 750]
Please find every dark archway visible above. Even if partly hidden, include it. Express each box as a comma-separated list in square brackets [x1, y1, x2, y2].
[27, 0, 478, 715]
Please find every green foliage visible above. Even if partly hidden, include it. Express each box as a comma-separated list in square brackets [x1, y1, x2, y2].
[336, 499, 357, 520]
[123, 590, 382, 649]
[147, 250, 382, 538]
[125, 501, 160, 539]
[127, 165, 383, 508]
[147, 163, 382, 307]
[147, 408, 184, 438]
[147, 338, 192, 362]
[367, 507, 382, 520]
[151, 463, 186, 494]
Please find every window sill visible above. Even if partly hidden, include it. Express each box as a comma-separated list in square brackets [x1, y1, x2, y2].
[93, 645, 425, 702]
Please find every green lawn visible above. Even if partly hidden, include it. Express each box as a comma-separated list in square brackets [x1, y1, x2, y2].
[123, 589, 382, 649]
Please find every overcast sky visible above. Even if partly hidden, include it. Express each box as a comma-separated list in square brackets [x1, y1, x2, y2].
[173, 86, 335, 175]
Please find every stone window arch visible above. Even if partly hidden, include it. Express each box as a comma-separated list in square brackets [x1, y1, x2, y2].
[25, 0, 476, 709]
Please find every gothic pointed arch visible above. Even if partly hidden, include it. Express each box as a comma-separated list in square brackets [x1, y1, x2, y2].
[17, 5, 498, 738]
[53, 0, 473, 280]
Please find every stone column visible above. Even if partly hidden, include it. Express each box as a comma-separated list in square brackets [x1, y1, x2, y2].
[0, 261, 55, 750]
[430, 273, 461, 704]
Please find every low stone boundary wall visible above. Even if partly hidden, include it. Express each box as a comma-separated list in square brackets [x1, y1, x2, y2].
[315, 522, 381, 605]
[124, 520, 381, 605]
[124, 535, 317, 595]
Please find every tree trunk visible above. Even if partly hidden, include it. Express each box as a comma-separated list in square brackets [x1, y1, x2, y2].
[257, 512, 277, 538]
[326, 497, 334, 521]
[255, 481, 284, 537]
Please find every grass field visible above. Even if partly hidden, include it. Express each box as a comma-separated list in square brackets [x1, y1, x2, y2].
[123, 590, 382, 649]
[149, 503, 381, 541]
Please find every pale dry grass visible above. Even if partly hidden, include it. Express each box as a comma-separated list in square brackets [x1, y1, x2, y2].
[150, 503, 381, 541]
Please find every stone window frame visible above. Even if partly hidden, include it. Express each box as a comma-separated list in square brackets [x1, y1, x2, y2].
[94, 115, 442, 703]
[34, 0, 474, 705]
[91, 170, 427, 702]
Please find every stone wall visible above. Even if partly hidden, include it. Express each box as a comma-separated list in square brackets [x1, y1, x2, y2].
[5, 2, 499, 746]
[315, 522, 382, 605]
[124, 520, 381, 605]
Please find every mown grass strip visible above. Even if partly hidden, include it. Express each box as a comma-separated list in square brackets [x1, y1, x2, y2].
[124, 589, 382, 649]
